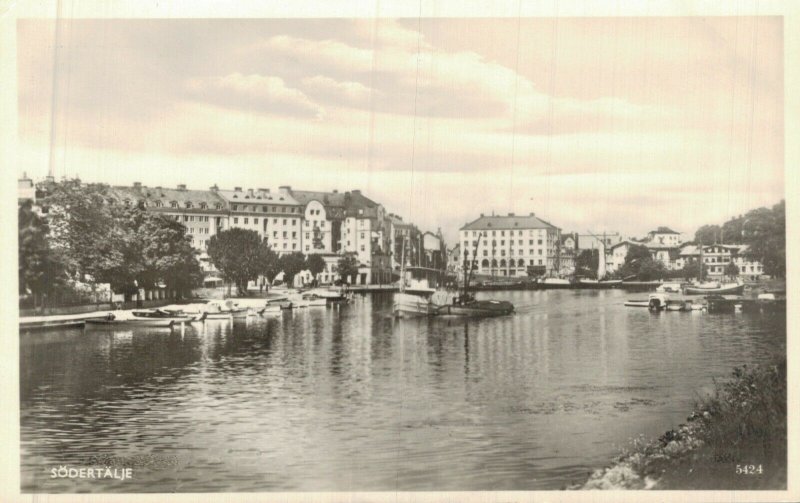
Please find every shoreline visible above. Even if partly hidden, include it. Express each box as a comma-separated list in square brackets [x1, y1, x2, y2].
[572, 358, 787, 490]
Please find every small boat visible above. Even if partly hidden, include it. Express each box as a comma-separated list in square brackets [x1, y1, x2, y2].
[261, 304, 282, 315]
[540, 277, 572, 289]
[300, 293, 328, 307]
[625, 293, 669, 310]
[20, 319, 87, 332]
[578, 278, 622, 289]
[86, 315, 174, 328]
[683, 281, 745, 295]
[705, 295, 741, 313]
[437, 297, 515, 317]
[204, 312, 233, 320]
[665, 300, 691, 312]
[131, 309, 193, 323]
[656, 282, 683, 293]
[304, 288, 350, 304]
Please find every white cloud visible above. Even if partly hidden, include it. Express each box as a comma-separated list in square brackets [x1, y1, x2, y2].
[301, 75, 375, 105]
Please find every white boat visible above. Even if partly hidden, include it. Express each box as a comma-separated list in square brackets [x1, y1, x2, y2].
[625, 293, 669, 310]
[301, 293, 328, 307]
[683, 280, 745, 295]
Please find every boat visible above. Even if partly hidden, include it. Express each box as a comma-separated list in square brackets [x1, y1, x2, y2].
[204, 312, 233, 320]
[261, 304, 282, 315]
[624, 293, 669, 310]
[656, 282, 682, 293]
[86, 314, 174, 328]
[578, 278, 623, 289]
[204, 300, 248, 318]
[437, 296, 515, 317]
[705, 295, 741, 313]
[300, 293, 328, 307]
[665, 300, 691, 312]
[683, 280, 745, 295]
[304, 288, 351, 304]
[540, 277, 572, 289]
[20, 319, 87, 332]
[131, 309, 194, 323]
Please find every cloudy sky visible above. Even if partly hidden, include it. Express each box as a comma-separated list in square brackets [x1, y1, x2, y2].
[18, 17, 783, 243]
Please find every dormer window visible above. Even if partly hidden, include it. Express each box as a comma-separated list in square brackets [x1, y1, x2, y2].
[154, 201, 163, 208]
[170, 201, 178, 208]
[215, 203, 222, 210]
[185, 202, 193, 209]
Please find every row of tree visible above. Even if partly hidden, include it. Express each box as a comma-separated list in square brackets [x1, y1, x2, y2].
[19, 180, 203, 308]
[694, 200, 785, 278]
[206, 227, 361, 295]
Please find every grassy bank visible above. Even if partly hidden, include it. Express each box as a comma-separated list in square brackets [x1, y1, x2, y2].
[578, 358, 787, 490]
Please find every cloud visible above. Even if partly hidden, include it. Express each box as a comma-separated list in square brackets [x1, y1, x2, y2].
[186, 73, 323, 118]
[301, 75, 375, 105]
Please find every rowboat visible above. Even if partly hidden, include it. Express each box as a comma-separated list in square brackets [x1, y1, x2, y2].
[20, 319, 87, 332]
[86, 317, 174, 328]
[683, 281, 745, 295]
[625, 293, 669, 310]
[131, 309, 193, 323]
[656, 282, 683, 293]
[437, 299, 515, 317]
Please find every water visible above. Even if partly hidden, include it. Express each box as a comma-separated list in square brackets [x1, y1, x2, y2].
[20, 290, 785, 492]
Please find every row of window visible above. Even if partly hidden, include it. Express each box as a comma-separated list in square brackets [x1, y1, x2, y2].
[231, 204, 299, 213]
[465, 248, 545, 257]
[462, 229, 549, 237]
[463, 239, 545, 248]
[304, 220, 327, 228]
[231, 217, 298, 226]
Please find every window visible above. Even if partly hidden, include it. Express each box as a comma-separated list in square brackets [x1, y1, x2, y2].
[185, 202, 192, 209]
[171, 201, 178, 208]
[184, 216, 189, 222]
[232, 204, 238, 211]
[283, 243, 287, 249]
[244, 218, 249, 224]
[292, 244, 296, 249]
[254, 218, 259, 224]
[283, 219, 287, 225]
[305, 245, 309, 251]
[538, 249, 542, 255]
[292, 219, 296, 226]
[273, 231, 278, 238]
[360, 245, 365, 251]
[234, 217, 239, 224]
[305, 233, 310, 239]
[538, 259, 543, 265]
[538, 239, 543, 245]
[361, 233, 365, 239]
[292, 232, 296, 238]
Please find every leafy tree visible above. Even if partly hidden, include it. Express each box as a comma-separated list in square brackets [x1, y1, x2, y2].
[207, 228, 263, 295]
[695, 224, 722, 246]
[136, 210, 203, 297]
[305, 254, 326, 278]
[741, 200, 785, 278]
[680, 259, 705, 280]
[617, 244, 665, 280]
[43, 180, 129, 290]
[18, 201, 68, 308]
[575, 249, 599, 279]
[337, 254, 359, 284]
[278, 252, 306, 286]
[258, 241, 280, 290]
[724, 262, 740, 279]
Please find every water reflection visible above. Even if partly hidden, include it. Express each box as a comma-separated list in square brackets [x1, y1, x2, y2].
[20, 290, 785, 492]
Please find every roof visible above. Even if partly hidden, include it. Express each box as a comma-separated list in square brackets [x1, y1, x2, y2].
[110, 185, 227, 208]
[460, 214, 559, 231]
[680, 244, 749, 256]
[217, 189, 299, 205]
[609, 240, 636, 250]
[292, 189, 380, 219]
[649, 226, 680, 234]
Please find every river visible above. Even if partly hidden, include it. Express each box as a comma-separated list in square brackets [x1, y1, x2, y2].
[20, 289, 785, 492]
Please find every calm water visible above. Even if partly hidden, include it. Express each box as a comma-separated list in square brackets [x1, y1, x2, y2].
[20, 290, 785, 492]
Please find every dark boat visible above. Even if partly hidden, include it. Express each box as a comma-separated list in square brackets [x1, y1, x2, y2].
[86, 316, 174, 328]
[131, 309, 194, 322]
[437, 296, 515, 317]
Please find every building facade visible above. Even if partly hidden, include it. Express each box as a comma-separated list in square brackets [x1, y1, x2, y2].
[459, 213, 561, 277]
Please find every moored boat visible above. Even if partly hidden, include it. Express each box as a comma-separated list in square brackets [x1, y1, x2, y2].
[683, 280, 745, 295]
[86, 314, 174, 328]
[656, 282, 683, 293]
[624, 293, 669, 310]
[131, 309, 193, 323]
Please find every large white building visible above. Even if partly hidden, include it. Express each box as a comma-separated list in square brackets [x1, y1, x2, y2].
[217, 186, 303, 254]
[459, 213, 561, 277]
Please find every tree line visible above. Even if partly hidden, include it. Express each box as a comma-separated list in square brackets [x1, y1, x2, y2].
[575, 199, 784, 281]
[19, 180, 203, 309]
[206, 227, 361, 295]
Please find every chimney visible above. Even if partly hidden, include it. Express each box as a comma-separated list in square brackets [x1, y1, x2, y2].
[508, 212, 515, 217]
[133, 181, 142, 191]
[530, 212, 535, 216]
[332, 189, 338, 194]
[247, 188, 254, 198]
[177, 184, 187, 191]
[480, 213, 484, 217]
[234, 186, 242, 192]
[352, 189, 361, 194]
[209, 184, 219, 191]
[279, 185, 291, 195]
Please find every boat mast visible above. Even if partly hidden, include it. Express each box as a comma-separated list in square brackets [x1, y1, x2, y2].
[399, 234, 407, 293]
[464, 231, 482, 296]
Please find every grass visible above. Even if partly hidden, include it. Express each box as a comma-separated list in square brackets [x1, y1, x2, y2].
[580, 358, 787, 490]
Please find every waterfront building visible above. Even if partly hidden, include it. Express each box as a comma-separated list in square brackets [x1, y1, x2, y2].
[645, 226, 684, 246]
[18, 173, 36, 203]
[606, 240, 635, 273]
[559, 233, 578, 276]
[459, 212, 561, 277]
[678, 244, 764, 281]
[421, 230, 447, 270]
[216, 186, 303, 254]
[645, 242, 680, 270]
[110, 183, 229, 277]
[447, 244, 462, 276]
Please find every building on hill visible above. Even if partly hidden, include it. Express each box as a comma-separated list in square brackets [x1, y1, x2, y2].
[646, 226, 684, 246]
[677, 244, 765, 281]
[459, 212, 561, 277]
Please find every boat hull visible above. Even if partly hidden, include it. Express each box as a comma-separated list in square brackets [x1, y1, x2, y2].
[87, 319, 174, 328]
[438, 300, 514, 317]
[684, 284, 745, 295]
[393, 293, 439, 316]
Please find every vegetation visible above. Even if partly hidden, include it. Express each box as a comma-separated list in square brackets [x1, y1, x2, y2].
[305, 254, 326, 278]
[337, 254, 360, 285]
[278, 252, 306, 286]
[32, 180, 203, 304]
[18, 200, 69, 308]
[615, 244, 666, 281]
[208, 228, 270, 296]
[581, 359, 787, 489]
[694, 200, 785, 278]
[575, 249, 599, 279]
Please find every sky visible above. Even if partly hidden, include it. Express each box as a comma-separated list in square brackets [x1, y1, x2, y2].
[17, 17, 784, 244]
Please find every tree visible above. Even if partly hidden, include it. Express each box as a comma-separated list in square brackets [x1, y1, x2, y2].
[258, 241, 280, 290]
[337, 254, 359, 285]
[575, 249, 599, 279]
[741, 200, 785, 278]
[680, 259, 705, 280]
[18, 201, 68, 309]
[43, 180, 129, 290]
[207, 228, 263, 295]
[305, 254, 326, 280]
[278, 252, 306, 286]
[136, 210, 203, 297]
[617, 244, 665, 281]
[724, 262, 740, 279]
[695, 224, 722, 246]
